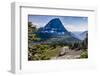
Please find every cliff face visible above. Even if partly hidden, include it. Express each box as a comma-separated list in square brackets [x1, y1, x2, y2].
[36, 18, 80, 43]
[37, 18, 71, 38]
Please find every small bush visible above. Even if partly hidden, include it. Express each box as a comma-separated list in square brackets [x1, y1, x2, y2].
[80, 51, 88, 58]
[28, 44, 61, 60]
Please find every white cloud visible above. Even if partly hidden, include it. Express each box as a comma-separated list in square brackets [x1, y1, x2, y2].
[64, 25, 88, 32]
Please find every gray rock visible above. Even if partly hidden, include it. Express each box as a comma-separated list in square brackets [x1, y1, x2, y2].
[59, 46, 69, 56]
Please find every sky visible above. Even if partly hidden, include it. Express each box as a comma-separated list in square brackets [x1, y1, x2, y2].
[28, 15, 88, 32]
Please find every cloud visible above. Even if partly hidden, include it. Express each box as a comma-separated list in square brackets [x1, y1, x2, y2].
[64, 25, 88, 32]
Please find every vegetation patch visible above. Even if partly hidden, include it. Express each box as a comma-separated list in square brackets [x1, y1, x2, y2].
[80, 50, 88, 58]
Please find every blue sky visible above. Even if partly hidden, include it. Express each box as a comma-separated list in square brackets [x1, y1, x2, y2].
[28, 15, 88, 32]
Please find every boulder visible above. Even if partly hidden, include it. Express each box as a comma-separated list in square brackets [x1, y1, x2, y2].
[59, 46, 69, 56]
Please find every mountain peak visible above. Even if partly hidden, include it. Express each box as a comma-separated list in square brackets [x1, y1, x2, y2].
[43, 18, 67, 32]
[50, 18, 61, 21]
[37, 18, 80, 41]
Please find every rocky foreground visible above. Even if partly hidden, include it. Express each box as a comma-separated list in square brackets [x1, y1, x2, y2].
[51, 47, 83, 59]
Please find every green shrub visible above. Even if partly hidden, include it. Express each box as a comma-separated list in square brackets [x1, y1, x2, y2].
[80, 51, 88, 58]
[28, 44, 61, 60]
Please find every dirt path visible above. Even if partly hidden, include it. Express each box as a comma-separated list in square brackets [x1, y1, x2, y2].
[52, 47, 83, 59]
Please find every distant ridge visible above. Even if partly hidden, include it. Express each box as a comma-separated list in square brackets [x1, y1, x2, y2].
[71, 31, 88, 40]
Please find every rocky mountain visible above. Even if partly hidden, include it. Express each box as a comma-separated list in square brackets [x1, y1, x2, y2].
[71, 31, 88, 40]
[36, 18, 80, 43]
[80, 31, 88, 40]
